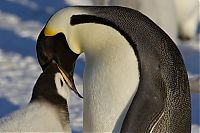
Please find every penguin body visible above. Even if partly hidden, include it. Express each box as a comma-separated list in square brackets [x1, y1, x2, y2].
[0, 63, 71, 132]
[36, 6, 191, 133]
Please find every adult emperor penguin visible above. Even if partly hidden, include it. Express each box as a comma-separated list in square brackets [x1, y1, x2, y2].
[36, 6, 191, 133]
[0, 62, 71, 132]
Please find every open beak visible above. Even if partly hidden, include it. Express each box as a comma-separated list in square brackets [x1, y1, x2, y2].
[36, 29, 82, 98]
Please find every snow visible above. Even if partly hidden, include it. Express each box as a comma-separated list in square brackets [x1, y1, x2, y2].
[0, 50, 40, 106]
[0, 11, 42, 40]
[0, 0, 199, 133]
[178, 40, 200, 77]
[192, 125, 200, 133]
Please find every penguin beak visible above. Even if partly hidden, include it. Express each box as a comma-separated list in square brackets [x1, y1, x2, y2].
[57, 64, 83, 98]
[36, 29, 83, 98]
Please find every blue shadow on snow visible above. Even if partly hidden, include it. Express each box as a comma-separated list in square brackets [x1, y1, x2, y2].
[0, 29, 36, 57]
[191, 93, 200, 125]
[0, 97, 19, 118]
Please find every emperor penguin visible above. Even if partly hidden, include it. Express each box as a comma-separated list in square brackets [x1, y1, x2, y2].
[0, 62, 72, 132]
[36, 6, 191, 133]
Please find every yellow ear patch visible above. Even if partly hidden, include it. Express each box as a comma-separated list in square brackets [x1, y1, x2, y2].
[44, 27, 57, 36]
[57, 65, 73, 89]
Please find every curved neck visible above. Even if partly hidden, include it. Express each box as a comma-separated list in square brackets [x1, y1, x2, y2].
[71, 23, 140, 132]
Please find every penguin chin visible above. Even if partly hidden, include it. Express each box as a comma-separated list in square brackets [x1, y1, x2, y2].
[36, 30, 82, 98]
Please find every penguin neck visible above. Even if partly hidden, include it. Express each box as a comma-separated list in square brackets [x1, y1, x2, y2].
[71, 24, 140, 132]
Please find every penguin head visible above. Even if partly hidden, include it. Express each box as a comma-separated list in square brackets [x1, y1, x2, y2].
[36, 30, 81, 97]
[36, 7, 86, 98]
[31, 62, 72, 106]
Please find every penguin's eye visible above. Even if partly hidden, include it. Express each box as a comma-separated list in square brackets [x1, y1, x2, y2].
[60, 79, 63, 87]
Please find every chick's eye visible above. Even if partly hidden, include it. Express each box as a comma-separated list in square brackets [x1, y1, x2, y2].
[60, 79, 63, 87]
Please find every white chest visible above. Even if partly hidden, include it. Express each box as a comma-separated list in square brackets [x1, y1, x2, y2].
[82, 30, 139, 132]
[0, 102, 71, 132]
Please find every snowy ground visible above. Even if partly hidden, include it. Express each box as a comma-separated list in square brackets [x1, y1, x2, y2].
[0, 0, 199, 133]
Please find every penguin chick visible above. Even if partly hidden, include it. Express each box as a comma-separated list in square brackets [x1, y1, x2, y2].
[0, 62, 71, 132]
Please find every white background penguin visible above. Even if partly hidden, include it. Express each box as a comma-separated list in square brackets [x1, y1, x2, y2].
[36, 6, 191, 133]
[0, 62, 71, 132]
[93, 0, 199, 42]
